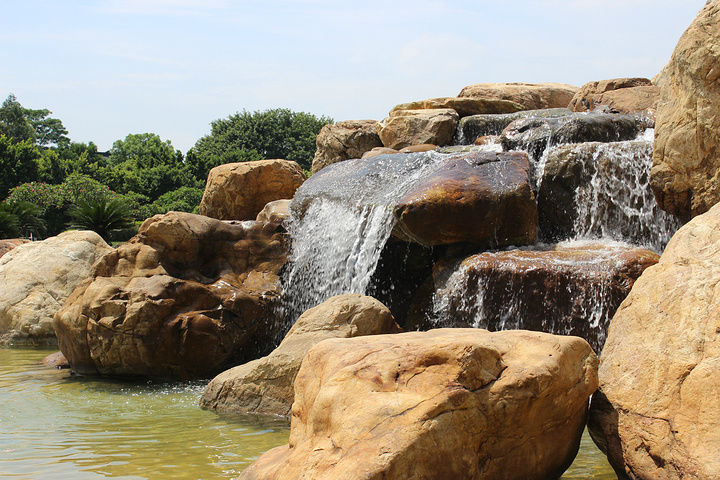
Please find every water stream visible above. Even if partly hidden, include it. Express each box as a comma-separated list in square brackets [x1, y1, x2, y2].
[0, 347, 615, 479]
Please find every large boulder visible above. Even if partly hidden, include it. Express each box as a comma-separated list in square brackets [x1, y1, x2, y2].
[0, 231, 112, 346]
[500, 112, 642, 161]
[238, 329, 599, 480]
[200, 294, 400, 416]
[376, 108, 459, 150]
[392, 151, 538, 247]
[537, 140, 681, 251]
[418, 242, 658, 353]
[455, 108, 572, 145]
[568, 78, 656, 112]
[198, 159, 306, 220]
[53, 212, 288, 379]
[311, 120, 383, 174]
[389, 96, 523, 117]
[651, 1, 720, 222]
[589, 201, 720, 479]
[457, 82, 579, 110]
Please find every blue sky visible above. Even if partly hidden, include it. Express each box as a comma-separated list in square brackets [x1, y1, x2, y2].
[0, 1, 705, 153]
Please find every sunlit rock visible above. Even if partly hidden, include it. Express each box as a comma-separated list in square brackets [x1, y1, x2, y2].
[457, 82, 579, 110]
[311, 120, 383, 174]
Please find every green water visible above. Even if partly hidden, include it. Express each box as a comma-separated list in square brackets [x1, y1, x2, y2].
[0, 347, 616, 479]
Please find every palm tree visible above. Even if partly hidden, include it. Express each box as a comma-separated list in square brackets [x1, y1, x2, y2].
[68, 197, 134, 242]
[0, 210, 20, 239]
[0, 201, 46, 239]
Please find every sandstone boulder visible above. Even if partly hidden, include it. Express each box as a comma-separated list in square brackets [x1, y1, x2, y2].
[455, 108, 572, 145]
[392, 151, 538, 247]
[256, 199, 291, 224]
[376, 108, 459, 150]
[651, 1, 720, 222]
[311, 120, 383, 174]
[199, 160, 306, 220]
[389, 96, 523, 117]
[500, 112, 642, 160]
[568, 78, 654, 112]
[200, 294, 400, 416]
[53, 212, 288, 379]
[361, 146, 398, 158]
[0, 238, 29, 259]
[458, 82, 579, 110]
[239, 329, 598, 480]
[417, 242, 658, 353]
[589, 201, 720, 479]
[0, 231, 112, 346]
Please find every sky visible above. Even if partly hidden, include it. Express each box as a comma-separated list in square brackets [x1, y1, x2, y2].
[0, 1, 706, 153]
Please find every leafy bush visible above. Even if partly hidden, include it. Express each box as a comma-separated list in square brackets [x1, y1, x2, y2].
[67, 197, 134, 242]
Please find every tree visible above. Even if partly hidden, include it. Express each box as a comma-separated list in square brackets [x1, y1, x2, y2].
[0, 201, 45, 239]
[24, 108, 70, 148]
[0, 135, 41, 200]
[188, 108, 332, 175]
[0, 94, 36, 143]
[67, 197, 134, 242]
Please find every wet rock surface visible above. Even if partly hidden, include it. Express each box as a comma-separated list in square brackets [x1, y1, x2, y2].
[53, 212, 289, 379]
[238, 328, 598, 480]
[455, 108, 571, 145]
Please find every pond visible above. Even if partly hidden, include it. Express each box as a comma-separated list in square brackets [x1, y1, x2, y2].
[0, 347, 616, 479]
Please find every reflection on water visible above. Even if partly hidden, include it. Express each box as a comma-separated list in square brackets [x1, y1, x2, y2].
[0, 348, 616, 479]
[0, 348, 289, 479]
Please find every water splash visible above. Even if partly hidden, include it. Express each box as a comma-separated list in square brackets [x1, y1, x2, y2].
[282, 152, 446, 321]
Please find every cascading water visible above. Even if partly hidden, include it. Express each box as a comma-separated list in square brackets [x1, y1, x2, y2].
[281, 151, 447, 322]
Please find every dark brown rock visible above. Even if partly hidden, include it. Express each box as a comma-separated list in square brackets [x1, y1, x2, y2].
[53, 212, 289, 379]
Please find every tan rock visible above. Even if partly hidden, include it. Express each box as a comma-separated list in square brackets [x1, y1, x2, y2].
[256, 199, 291, 224]
[651, 2, 720, 222]
[199, 160, 306, 220]
[0, 238, 29, 259]
[53, 212, 288, 379]
[457, 82, 579, 110]
[389, 96, 524, 117]
[377, 108, 459, 150]
[361, 146, 398, 158]
[589, 201, 720, 479]
[568, 78, 653, 111]
[200, 294, 400, 416]
[239, 329, 598, 480]
[398, 144, 437, 153]
[573, 86, 660, 114]
[0, 231, 112, 346]
[311, 120, 383, 174]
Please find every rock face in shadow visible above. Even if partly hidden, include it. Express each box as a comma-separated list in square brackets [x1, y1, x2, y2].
[200, 294, 400, 416]
[238, 329, 598, 480]
[311, 120, 383, 174]
[53, 212, 288, 379]
[199, 160, 306, 220]
[0, 231, 112, 346]
[392, 151, 537, 247]
[454, 108, 571, 145]
[457, 82, 579, 110]
[651, 1, 720, 222]
[421, 242, 658, 353]
[589, 202, 720, 479]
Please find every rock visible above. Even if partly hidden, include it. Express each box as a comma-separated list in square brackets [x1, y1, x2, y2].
[589, 201, 720, 479]
[238, 329, 598, 480]
[457, 82, 579, 110]
[537, 140, 680, 250]
[474, 135, 500, 146]
[256, 199, 291, 224]
[500, 112, 642, 161]
[455, 108, 572, 145]
[0, 238, 29, 259]
[571, 86, 660, 114]
[200, 294, 400, 416]
[392, 151, 538, 247]
[377, 108, 459, 150]
[0, 231, 112, 346]
[421, 242, 658, 353]
[361, 146, 399, 158]
[198, 160, 306, 220]
[568, 78, 654, 111]
[53, 212, 288, 379]
[398, 144, 437, 153]
[389, 96, 524, 117]
[651, 1, 720, 222]
[311, 120, 383, 174]
[43, 351, 69, 369]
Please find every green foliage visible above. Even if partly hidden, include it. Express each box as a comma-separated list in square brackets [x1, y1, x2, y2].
[0, 210, 20, 239]
[0, 201, 46, 239]
[23, 108, 69, 149]
[189, 108, 332, 175]
[0, 135, 41, 200]
[0, 94, 36, 143]
[185, 147, 264, 185]
[68, 197, 134, 242]
[139, 186, 205, 218]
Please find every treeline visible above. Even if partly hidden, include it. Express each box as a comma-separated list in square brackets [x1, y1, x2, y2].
[0, 93, 332, 241]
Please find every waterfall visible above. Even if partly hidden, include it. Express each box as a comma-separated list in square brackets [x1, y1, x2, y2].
[281, 151, 446, 321]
